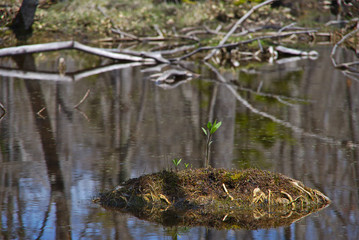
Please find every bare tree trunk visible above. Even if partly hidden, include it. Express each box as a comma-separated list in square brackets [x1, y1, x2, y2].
[10, 0, 38, 41]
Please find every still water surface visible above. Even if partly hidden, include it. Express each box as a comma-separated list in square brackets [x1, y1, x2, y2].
[0, 46, 358, 239]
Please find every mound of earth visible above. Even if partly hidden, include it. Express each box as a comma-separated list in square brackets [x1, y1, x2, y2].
[95, 167, 330, 229]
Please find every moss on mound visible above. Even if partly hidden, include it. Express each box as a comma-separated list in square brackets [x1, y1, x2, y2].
[95, 167, 330, 229]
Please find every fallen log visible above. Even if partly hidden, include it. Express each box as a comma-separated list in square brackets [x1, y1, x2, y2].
[0, 41, 156, 63]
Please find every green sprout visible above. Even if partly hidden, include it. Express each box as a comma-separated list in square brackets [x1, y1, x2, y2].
[184, 163, 189, 169]
[202, 120, 222, 167]
[172, 158, 182, 171]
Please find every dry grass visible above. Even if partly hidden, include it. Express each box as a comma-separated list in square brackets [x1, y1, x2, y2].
[95, 167, 331, 229]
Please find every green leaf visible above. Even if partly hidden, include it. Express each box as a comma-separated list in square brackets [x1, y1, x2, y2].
[172, 158, 182, 166]
[201, 127, 208, 136]
[214, 121, 222, 129]
[207, 122, 212, 129]
[210, 121, 222, 134]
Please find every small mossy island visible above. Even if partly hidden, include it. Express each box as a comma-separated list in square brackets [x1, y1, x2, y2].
[94, 167, 330, 229]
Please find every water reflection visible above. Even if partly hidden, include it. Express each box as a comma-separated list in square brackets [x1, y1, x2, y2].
[0, 46, 359, 239]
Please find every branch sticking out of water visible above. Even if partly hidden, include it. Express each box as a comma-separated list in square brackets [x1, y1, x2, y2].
[74, 89, 90, 109]
[0, 102, 6, 119]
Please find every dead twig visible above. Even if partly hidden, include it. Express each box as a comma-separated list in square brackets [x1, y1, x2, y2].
[36, 107, 46, 119]
[0, 102, 6, 119]
[111, 34, 199, 43]
[204, 0, 275, 60]
[111, 28, 139, 40]
[37, 107, 46, 116]
[74, 89, 90, 109]
[331, 23, 359, 68]
[152, 44, 196, 55]
[154, 24, 164, 38]
[222, 183, 234, 200]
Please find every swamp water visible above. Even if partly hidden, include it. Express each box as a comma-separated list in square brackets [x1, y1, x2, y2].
[0, 46, 358, 239]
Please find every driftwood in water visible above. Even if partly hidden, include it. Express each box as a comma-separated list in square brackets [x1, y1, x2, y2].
[276, 46, 318, 57]
[0, 41, 159, 63]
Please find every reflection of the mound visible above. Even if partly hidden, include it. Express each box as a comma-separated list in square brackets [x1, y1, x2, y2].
[100, 200, 329, 230]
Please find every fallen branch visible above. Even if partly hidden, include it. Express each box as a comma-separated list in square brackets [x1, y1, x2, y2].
[276, 46, 318, 57]
[330, 23, 359, 68]
[172, 30, 317, 61]
[111, 34, 200, 43]
[111, 28, 138, 40]
[204, 0, 275, 60]
[0, 41, 155, 63]
[152, 44, 196, 55]
[108, 48, 170, 64]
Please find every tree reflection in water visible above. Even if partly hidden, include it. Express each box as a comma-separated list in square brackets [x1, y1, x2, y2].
[0, 46, 358, 239]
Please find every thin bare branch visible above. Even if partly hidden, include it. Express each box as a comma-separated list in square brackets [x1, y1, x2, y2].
[204, 0, 275, 60]
[111, 28, 138, 40]
[154, 24, 164, 38]
[172, 30, 317, 62]
[36, 107, 46, 119]
[74, 89, 90, 109]
[331, 23, 359, 67]
[0, 102, 6, 119]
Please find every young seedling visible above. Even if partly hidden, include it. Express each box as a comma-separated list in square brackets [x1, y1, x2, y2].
[184, 163, 189, 169]
[172, 158, 182, 171]
[202, 120, 222, 167]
